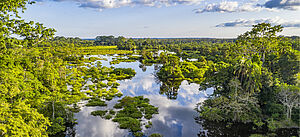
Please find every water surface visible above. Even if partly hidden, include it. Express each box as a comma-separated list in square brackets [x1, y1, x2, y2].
[74, 55, 213, 137]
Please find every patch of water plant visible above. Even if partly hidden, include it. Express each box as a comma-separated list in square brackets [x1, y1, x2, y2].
[85, 97, 107, 107]
[91, 96, 159, 136]
[110, 58, 137, 65]
[81, 65, 136, 105]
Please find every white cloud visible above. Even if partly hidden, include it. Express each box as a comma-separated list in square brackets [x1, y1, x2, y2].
[263, 0, 300, 10]
[75, 107, 129, 137]
[117, 74, 158, 95]
[43, 0, 203, 11]
[38, 0, 300, 12]
[216, 17, 300, 27]
[195, 1, 263, 13]
[196, 0, 300, 13]
[144, 94, 200, 137]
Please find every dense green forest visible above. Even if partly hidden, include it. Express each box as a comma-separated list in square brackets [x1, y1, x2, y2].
[0, 0, 299, 137]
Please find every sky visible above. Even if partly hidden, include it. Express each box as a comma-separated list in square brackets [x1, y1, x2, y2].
[20, 0, 300, 38]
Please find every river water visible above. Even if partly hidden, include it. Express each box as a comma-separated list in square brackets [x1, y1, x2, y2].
[72, 55, 213, 137]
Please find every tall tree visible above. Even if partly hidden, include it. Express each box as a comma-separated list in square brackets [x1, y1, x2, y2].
[0, 0, 55, 136]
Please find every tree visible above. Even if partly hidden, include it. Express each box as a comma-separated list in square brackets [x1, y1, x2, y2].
[0, 101, 50, 136]
[237, 23, 283, 66]
[233, 55, 263, 95]
[277, 83, 300, 120]
[0, 0, 55, 136]
[197, 23, 299, 129]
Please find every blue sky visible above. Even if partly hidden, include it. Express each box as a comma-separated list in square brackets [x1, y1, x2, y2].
[21, 0, 300, 38]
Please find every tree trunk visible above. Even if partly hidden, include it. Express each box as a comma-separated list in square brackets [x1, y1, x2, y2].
[288, 107, 292, 120]
[52, 100, 55, 120]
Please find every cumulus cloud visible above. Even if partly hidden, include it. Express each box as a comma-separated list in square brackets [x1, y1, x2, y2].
[144, 94, 200, 137]
[263, 0, 300, 10]
[38, 0, 300, 12]
[40, 0, 203, 11]
[216, 17, 300, 27]
[194, 1, 263, 13]
[196, 0, 300, 13]
[75, 107, 129, 137]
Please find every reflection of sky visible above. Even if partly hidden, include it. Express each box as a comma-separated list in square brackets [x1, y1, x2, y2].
[143, 95, 202, 137]
[75, 106, 129, 137]
[75, 56, 213, 137]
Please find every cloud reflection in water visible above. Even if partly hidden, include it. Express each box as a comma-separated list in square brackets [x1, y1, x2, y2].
[74, 58, 212, 137]
[75, 106, 129, 137]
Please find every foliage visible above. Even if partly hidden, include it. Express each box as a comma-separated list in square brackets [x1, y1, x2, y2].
[276, 83, 300, 120]
[196, 23, 300, 132]
[90, 96, 158, 134]
[111, 68, 136, 79]
[85, 97, 107, 107]
[91, 110, 107, 117]
[0, 0, 56, 136]
[110, 58, 136, 65]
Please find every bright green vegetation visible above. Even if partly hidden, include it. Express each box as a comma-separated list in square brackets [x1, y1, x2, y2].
[91, 110, 107, 117]
[113, 96, 158, 131]
[145, 121, 153, 128]
[194, 24, 300, 132]
[113, 96, 158, 119]
[85, 97, 107, 106]
[141, 24, 298, 134]
[111, 68, 136, 80]
[149, 133, 163, 137]
[1, 1, 67, 136]
[156, 54, 209, 83]
[65, 56, 106, 65]
[90, 109, 114, 120]
[153, 54, 210, 99]
[91, 96, 159, 135]
[0, 1, 137, 136]
[71, 47, 132, 55]
[110, 58, 136, 65]
[79, 65, 135, 101]
[129, 24, 299, 133]
[109, 109, 116, 115]
[112, 96, 158, 135]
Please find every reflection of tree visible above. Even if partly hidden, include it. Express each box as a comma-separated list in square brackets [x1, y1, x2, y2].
[50, 123, 76, 137]
[159, 78, 183, 100]
[195, 118, 263, 137]
[139, 62, 157, 72]
[155, 55, 183, 100]
[139, 64, 147, 72]
[154, 64, 159, 71]
[195, 118, 299, 137]
[65, 124, 77, 137]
